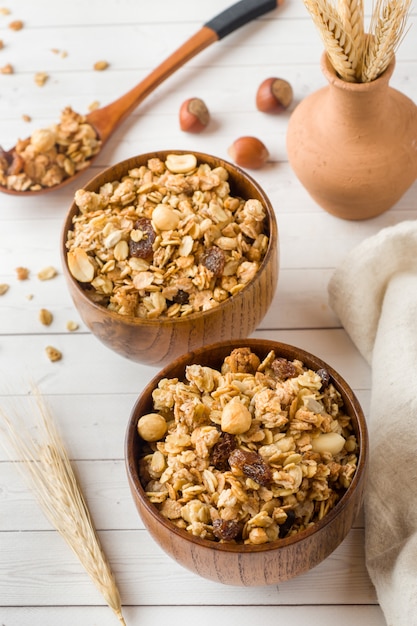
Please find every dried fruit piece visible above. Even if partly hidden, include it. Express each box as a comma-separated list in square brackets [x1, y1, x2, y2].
[317, 368, 331, 388]
[201, 246, 225, 277]
[172, 289, 189, 305]
[210, 432, 237, 471]
[212, 518, 242, 541]
[271, 357, 298, 380]
[278, 509, 295, 538]
[129, 218, 156, 259]
[228, 448, 272, 486]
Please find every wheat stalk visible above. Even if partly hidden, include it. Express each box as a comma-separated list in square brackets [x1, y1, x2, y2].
[337, 0, 365, 78]
[0, 390, 126, 626]
[304, 0, 411, 82]
[304, 0, 360, 81]
[361, 0, 411, 82]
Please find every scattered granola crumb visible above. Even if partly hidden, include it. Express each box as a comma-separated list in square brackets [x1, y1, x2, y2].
[94, 60, 109, 71]
[51, 48, 67, 58]
[39, 308, 53, 326]
[0, 39, 4, 50]
[1, 63, 13, 74]
[37, 266, 57, 281]
[9, 19, 23, 31]
[45, 345, 62, 362]
[0, 283, 9, 295]
[16, 266, 29, 280]
[26, 294, 33, 300]
[0, 8, 11, 15]
[88, 100, 100, 112]
[66, 320, 79, 331]
[22, 114, 32, 122]
[34, 71, 49, 87]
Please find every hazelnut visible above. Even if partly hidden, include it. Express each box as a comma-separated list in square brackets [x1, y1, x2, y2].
[227, 136, 269, 169]
[221, 397, 252, 434]
[151, 204, 180, 231]
[256, 77, 293, 113]
[179, 97, 210, 133]
[137, 413, 168, 442]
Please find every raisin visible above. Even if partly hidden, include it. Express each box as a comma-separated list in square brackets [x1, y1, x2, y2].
[129, 218, 156, 259]
[211, 432, 237, 471]
[228, 448, 272, 486]
[201, 246, 225, 277]
[271, 357, 298, 380]
[173, 289, 189, 305]
[317, 368, 331, 389]
[278, 509, 295, 538]
[212, 518, 242, 541]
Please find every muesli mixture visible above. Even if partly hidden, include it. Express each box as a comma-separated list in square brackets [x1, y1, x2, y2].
[65, 154, 270, 320]
[0, 107, 101, 191]
[137, 347, 359, 544]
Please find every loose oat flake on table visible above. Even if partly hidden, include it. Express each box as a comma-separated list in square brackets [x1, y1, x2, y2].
[66, 154, 270, 320]
[138, 347, 359, 544]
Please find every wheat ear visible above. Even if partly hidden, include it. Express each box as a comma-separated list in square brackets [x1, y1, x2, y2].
[361, 0, 411, 82]
[303, 0, 360, 82]
[0, 390, 126, 626]
[337, 0, 365, 79]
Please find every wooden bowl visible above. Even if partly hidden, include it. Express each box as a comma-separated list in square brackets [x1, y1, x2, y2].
[125, 338, 368, 586]
[61, 151, 278, 366]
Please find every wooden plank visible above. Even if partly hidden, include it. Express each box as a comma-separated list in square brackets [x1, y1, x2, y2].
[0, 528, 377, 606]
[0, 605, 387, 626]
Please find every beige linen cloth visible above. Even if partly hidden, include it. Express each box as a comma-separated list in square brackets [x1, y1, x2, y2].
[328, 219, 417, 626]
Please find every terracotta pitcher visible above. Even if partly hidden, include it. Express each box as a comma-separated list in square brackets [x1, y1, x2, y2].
[286, 53, 417, 220]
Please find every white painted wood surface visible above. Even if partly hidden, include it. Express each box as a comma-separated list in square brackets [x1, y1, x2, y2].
[1, 1, 416, 624]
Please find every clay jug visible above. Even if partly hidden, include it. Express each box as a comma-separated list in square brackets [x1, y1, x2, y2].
[286, 52, 417, 220]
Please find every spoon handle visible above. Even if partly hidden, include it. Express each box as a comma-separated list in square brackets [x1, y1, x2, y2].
[87, 0, 283, 142]
[205, 0, 280, 40]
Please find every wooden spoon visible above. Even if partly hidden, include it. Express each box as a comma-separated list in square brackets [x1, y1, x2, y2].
[0, 0, 283, 196]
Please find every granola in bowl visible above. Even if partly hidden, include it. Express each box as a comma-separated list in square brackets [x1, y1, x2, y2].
[136, 345, 360, 545]
[65, 153, 270, 320]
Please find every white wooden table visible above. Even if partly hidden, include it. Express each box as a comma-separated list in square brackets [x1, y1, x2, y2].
[1, 1, 416, 624]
